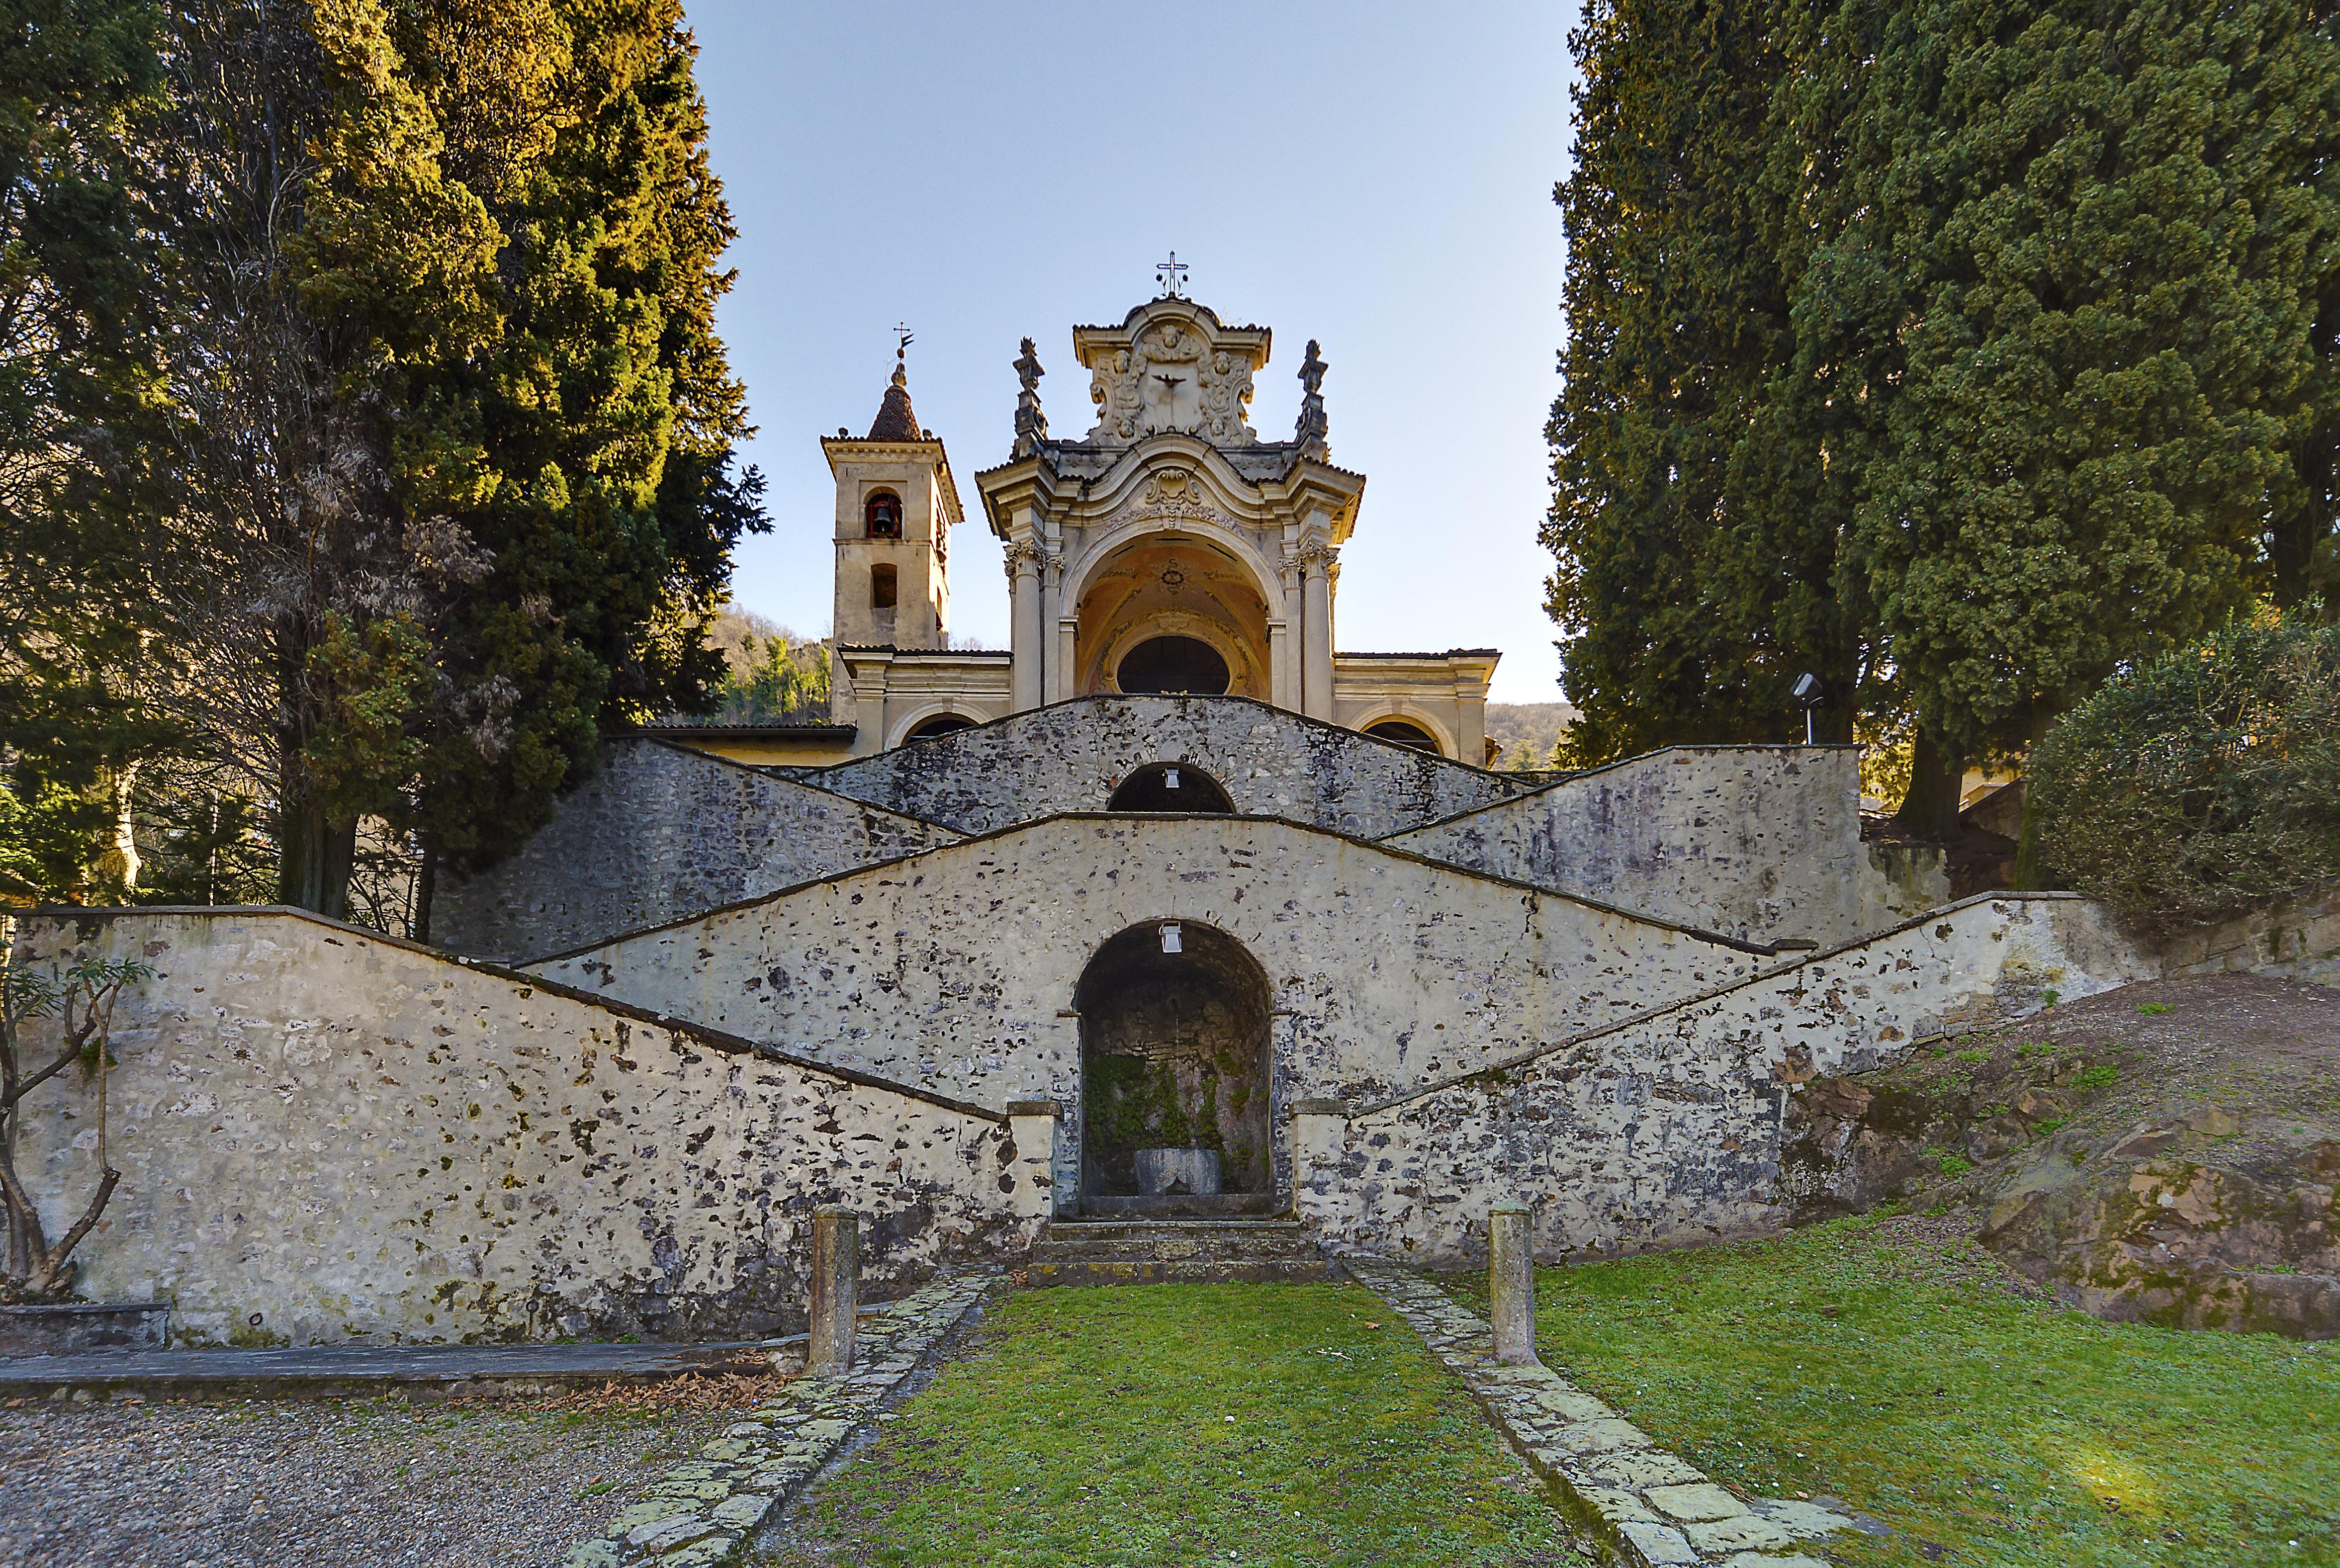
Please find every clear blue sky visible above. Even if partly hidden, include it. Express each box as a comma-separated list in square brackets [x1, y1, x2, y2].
[686, 1, 1578, 704]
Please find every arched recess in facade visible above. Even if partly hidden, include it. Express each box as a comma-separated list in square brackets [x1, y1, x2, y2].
[885, 704, 984, 748]
[1073, 920, 1273, 1202]
[1060, 513, 1282, 702]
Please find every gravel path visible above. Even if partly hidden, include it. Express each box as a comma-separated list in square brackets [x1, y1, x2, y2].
[0, 1379, 774, 1568]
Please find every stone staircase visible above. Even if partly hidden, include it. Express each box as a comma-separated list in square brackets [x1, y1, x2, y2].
[1026, 1218, 1336, 1287]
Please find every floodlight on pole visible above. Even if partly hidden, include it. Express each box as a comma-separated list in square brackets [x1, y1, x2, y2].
[1792, 672, 1825, 746]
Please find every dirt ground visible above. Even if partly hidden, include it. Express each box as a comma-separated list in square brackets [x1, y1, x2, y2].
[0, 1374, 774, 1568]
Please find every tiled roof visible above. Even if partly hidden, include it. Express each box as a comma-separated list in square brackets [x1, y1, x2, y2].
[642, 722, 856, 738]
[867, 379, 922, 441]
[1338, 649, 1503, 660]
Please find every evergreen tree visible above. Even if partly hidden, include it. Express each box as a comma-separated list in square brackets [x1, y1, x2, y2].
[1548, 0, 1875, 766]
[0, 0, 178, 903]
[1547, 0, 2340, 831]
[1842, 0, 2340, 829]
[38, 0, 769, 922]
[393, 0, 766, 890]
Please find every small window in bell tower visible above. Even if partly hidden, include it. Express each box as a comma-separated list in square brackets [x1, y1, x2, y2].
[865, 491, 903, 538]
[871, 564, 898, 610]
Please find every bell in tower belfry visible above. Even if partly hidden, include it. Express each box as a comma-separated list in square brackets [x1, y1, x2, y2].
[822, 337, 964, 658]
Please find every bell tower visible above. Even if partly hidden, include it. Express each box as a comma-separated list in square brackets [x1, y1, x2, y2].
[823, 344, 961, 652]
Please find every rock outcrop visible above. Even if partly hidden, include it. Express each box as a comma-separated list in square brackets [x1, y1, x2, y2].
[1782, 973, 2340, 1338]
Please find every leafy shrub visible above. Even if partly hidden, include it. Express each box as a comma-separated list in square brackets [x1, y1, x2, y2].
[2072, 1065, 2120, 1091]
[2031, 615, 2340, 936]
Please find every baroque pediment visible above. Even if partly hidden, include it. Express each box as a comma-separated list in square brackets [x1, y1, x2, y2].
[1075, 301, 1269, 449]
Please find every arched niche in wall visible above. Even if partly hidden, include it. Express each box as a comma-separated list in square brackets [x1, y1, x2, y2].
[904, 713, 978, 742]
[1073, 920, 1273, 1206]
[1106, 762, 1234, 814]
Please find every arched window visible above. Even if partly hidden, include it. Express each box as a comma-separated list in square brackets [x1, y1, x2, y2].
[871, 564, 897, 609]
[865, 490, 903, 538]
[1366, 720, 1441, 755]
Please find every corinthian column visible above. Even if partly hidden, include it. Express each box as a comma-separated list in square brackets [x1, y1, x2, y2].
[1301, 543, 1336, 719]
[1008, 541, 1045, 710]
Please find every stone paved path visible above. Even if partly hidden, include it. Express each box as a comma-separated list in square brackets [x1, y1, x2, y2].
[1347, 1257, 1866, 1567]
[560, 1270, 997, 1568]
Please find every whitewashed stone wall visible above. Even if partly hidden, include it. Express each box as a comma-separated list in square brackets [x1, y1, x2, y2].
[11, 910, 1042, 1346]
[1293, 894, 2153, 1267]
[431, 739, 959, 962]
[532, 817, 1780, 1205]
[801, 695, 1527, 838]
[1383, 746, 1874, 945]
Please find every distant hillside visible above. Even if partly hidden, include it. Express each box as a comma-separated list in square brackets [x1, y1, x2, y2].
[1485, 702, 1578, 768]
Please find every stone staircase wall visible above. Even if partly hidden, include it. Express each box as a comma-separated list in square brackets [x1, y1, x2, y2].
[430, 738, 959, 963]
[1291, 894, 2153, 1268]
[530, 815, 1783, 1211]
[10, 909, 1048, 1347]
[1382, 746, 1870, 948]
[797, 694, 1529, 838]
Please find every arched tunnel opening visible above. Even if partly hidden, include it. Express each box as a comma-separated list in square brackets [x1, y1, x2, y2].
[1106, 763, 1235, 814]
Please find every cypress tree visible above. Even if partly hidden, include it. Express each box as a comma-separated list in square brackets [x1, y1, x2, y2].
[47, 0, 768, 921]
[1546, 0, 1867, 765]
[1548, 0, 2340, 830]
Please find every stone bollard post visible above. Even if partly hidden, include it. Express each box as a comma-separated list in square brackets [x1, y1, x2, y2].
[1286, 1099, 1350, 1229]
[1005, 1100, 1069, 1220]
[1488, 1202, 1538, 1367]
[809, 1206, 858, 1372]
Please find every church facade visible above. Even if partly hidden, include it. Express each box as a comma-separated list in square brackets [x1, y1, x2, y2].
[809, 294, 1498, 763]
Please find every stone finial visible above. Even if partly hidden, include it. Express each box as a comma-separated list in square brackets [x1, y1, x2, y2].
[1295, 339, 1329, 458]
[1011, 337, 1048, 459]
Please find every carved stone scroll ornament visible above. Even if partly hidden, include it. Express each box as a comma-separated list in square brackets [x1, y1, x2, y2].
[1121, 468, 1229, 529]
[1199, 349, 1256, 444]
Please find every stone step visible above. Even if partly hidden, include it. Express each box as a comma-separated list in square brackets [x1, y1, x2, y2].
[1027, 1219, 1335, 1287]
[1027, 1258, 1336, 1288]
[1079, 1192, 1281, 1219]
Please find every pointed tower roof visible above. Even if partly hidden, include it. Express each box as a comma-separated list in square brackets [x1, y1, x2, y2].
[867, 358, 923, 441]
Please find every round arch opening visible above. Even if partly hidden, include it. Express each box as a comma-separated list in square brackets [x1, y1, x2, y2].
[1106, 763, 1234, 814]
[1116, 635, 1230, 695]
[1365, 719, 1442, 755]
[1075, 921, 1272, 1207]
[904, 713, 978, 743]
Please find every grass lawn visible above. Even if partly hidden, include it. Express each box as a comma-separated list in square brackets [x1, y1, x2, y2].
[1446, 1212, 2340, 1568]
[756, 1281, 1581, 1568]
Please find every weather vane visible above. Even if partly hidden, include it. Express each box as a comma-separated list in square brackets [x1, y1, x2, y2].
[894, 322, 914, 361]
[1154, 253, 1189, 298]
